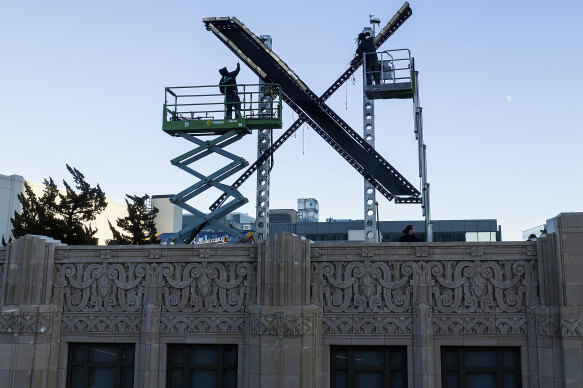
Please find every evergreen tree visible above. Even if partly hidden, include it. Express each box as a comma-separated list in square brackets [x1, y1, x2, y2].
[11, 178, 60, 239]
[10, 165, 107, 245]
[109, 194, 159, 245]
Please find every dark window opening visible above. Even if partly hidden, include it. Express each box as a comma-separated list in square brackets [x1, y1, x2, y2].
[67, 343, 135, 388]
[167, 344, 237, 388]
[331, 346, 407, 388]
[441, 347, 521, 388]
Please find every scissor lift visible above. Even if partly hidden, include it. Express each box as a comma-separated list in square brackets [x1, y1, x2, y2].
[364, 49, 432, 241]
[163, 84, 283, 243]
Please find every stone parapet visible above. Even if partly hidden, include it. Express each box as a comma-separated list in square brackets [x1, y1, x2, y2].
[0, 214, 581, 387]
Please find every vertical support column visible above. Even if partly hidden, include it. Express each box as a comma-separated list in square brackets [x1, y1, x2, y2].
[0, 235, 64, 387]
[244, 232, 323, 388]
[137, 303, 161, 388]
[255, 34, 273, 241]
[413, 70, 432, 242]
[363, 63, 378, 243]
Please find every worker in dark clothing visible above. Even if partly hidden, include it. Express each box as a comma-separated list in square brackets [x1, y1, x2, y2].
[219, 62, 242, 119]
[399, 225, 419, 242]
[356, 32, 380, 85]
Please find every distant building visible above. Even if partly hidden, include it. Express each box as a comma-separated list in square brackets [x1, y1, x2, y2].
[297, 198, 319, 222]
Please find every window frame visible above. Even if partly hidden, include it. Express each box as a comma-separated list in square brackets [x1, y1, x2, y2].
[330, 346, 407, 388]
[166, 344, 238, 388]
[66, 343, 135, 388]
[441, 346, 522, 388]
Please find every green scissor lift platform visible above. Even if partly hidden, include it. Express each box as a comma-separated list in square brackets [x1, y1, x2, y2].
[163, 83, 282, 243]
[163, 84, 282, 136]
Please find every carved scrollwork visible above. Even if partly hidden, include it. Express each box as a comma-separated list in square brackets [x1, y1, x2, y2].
[410, 247, 431, 257]
[159, 262, 255, 313]
[311, 258, 536, 314]
[431, 260, 536, 313]
[520, 246, 536, 256]
[312, 261, 413, 313]
[465, 247, 490, 257]
[56, 263, 149, 312]
[145, 249, 166, 259]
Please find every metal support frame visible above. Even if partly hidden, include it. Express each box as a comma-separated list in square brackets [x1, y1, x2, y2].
[413, 69, 433, 241]
[168, 130, 251, 243]
[255, 35, 273, 241]
[363, 30, 378, 243]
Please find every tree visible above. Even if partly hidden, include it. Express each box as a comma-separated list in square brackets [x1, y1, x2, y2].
[109, 194, 159, 245]
[10, 165, 107, 245]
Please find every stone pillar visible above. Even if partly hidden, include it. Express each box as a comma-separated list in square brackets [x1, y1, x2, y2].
[548, 213, 583, 387]
[137, 303, 162, 388]
[0, 235, 64, 388]
[244, 232, 323, 388]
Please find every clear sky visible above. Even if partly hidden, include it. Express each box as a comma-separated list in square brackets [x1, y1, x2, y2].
[1, 1, 582, 241]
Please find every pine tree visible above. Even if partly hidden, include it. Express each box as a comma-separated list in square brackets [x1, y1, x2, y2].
[109, 194, 159, 245]
[11, 179, 60, 239]
[10, 165, 107, 245]
[55, 165, 107, 244]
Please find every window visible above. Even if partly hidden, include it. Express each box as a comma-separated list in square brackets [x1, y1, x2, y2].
[67, 343, 134, 388]
[442, 347, 521, 388]
[167, 344, 237, 388]
[331, 346, 407, 388]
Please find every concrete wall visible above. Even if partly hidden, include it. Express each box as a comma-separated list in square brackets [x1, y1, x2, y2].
[0, 212, 582, 387]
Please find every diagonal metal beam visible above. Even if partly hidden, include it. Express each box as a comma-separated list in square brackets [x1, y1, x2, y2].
[206, 2, 414, 212]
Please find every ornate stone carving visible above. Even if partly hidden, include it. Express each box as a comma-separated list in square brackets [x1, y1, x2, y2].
[561, 318, 583, 337]
[95, 249, 115, 260]
[312, 259, 536, 314]
[520, 246, 537, 256]
[61, 313, 141, 333]
[250, 312, 314, 337]
[323, 314, 412, 335]
[360, 247, 375, 257]
[312, 261, 414, 313]
[465, 247, 490, 257]
[431, 260, 536, 313]
[536, 315, 560, 337]
[433, 314, 527, 335]
[160, 314, 245, 334]
[56, 263, 149, 312]
[310, 247, 325, 259]
[197, 249, 214, 259]
[145, 249, 166, 259]
[0, 314, 51, 334]
[55, 249, 70, 260]
[410, 247, 431, 257]
[159, 262, 254, 313]
[55, 260, 255, 314]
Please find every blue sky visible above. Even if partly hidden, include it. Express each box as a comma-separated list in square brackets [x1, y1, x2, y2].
[1, 1, 582, 241]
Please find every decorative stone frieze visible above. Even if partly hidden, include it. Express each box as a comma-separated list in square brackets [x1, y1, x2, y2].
[323, 314, 412, 335]
[160, 314, 245, 334]
[0, 312, 52, 334]
[61, 313, 141, 333]
[433, 314, 527, 335]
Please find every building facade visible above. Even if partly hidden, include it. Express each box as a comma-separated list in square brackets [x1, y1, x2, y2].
[0, 212, 582, 387]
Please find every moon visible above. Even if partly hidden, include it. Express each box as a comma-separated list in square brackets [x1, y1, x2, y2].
[505, 96, 512, 102]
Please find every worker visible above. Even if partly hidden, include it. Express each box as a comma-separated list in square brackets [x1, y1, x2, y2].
[356, 32, 380, 85]
[219, 62, 242, 119]
[399, 224, 419, 242]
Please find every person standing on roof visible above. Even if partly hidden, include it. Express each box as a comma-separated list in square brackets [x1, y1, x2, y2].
[219, 62, 242, 119]
[356, 32, 380, 85]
